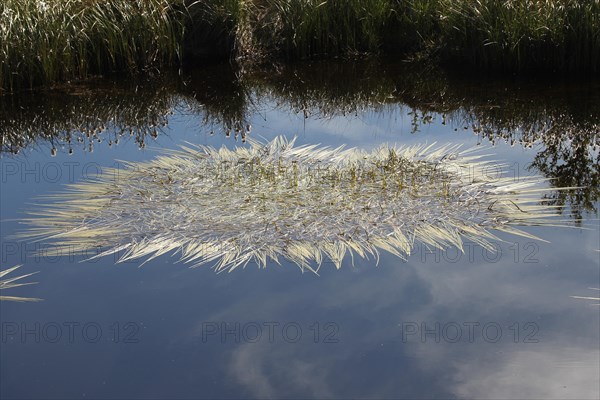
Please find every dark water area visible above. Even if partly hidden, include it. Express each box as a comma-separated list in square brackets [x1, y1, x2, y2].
[1, 60, 599, 399]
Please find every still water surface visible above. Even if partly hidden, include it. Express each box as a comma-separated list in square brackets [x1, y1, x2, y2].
[1, 61, 598, 399]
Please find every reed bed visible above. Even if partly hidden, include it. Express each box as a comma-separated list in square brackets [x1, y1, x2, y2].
[434, 0, 600, 72]
[1, 0, 598, 90]
[239, 0, 394, 62]
[0, 265, 41, 302]
[0, 0, 185, 92]
[187, 0, 600, 72]
[186, 0, 399, 64]
[22, 137, 569, 272]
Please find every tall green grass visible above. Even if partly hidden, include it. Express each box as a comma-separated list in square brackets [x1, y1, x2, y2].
[434, 0, 600, 72]
[187, 0, 600, 72]
[243, 0, 394, 60]
[183, 0, 241, 61]
[0, 0, 185, 92]
[184, 0, 395, 64]
[2, 0, 599, 90]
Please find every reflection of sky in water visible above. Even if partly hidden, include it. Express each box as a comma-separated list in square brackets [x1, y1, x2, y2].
[1, 95, 598, 399]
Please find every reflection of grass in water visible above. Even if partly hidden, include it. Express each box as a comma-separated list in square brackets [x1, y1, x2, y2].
[0, 265, 41, 302]
[0, 78, 182, 155]
[181, 66, 251, 137]
[2, 61, 598, 217]
[0, 69, 253, 155]
[247, 62, 397, 117]
[23, 137, 567, 272]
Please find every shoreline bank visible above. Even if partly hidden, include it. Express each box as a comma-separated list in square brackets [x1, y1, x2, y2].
[2, 0, 599, 91]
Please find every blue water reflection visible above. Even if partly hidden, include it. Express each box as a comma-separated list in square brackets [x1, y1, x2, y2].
[1, 63, 598, 399]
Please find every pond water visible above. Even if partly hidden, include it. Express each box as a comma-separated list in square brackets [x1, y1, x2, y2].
[1, 61, 599, 399]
